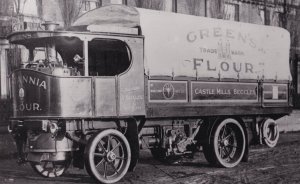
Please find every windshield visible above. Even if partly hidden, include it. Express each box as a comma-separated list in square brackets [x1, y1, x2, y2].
[13, 35, 131, 77]
[16, 36, 84, 76]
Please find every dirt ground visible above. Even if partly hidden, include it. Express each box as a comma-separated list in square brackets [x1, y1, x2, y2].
[0, 132, 300, 184]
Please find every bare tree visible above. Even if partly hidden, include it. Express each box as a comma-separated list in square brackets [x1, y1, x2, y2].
[58, 0, 83, 28]
[134, 0, 143, 7]
[14, 0, 27, 15]
[36, 0, 43, 19]
[186, 0, 201, 16]
[209, 0, 224, 19]
[272, 0, 300, 52]
[0, 0, 28, 16]
[134, 0, 163, 10]
[0, 0, 14, 16]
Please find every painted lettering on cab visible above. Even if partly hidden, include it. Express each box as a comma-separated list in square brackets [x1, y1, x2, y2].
[22, 75, 47, 90]
[16, 103, 42, 112]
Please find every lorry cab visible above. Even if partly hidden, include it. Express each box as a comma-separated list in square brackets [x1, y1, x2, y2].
[9, 22, 146, 119]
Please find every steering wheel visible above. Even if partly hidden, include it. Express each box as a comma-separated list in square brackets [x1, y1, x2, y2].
[25, 60, 46, 71]
[36, 62, 46, 71]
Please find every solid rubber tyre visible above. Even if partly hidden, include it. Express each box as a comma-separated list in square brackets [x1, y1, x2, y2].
[84, 129, 131, 184]
[261, 118, 279, 148]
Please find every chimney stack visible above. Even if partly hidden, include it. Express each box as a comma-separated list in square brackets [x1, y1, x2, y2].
[42, 21, 59, 31]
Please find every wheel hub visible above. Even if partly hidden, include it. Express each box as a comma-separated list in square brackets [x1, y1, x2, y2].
[223, 139, 229, 146]
[107, 151, 116, 162]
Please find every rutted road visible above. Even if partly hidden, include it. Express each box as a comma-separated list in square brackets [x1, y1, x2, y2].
[1, 132, 300, 184]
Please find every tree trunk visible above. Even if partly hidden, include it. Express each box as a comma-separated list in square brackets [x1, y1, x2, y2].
[134, 0, 163, 10]
[0, 0, 14, 16]
[208, 0, 224, 19]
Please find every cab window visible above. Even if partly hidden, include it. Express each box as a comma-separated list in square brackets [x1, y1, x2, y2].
[88, 39, 131, 76]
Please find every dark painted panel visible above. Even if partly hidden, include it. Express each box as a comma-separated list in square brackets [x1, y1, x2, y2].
[11, 69, 92, 118]
[263, 83, 288, 102]
[191, 81, 258, 103]
[148, 80, 188, 103]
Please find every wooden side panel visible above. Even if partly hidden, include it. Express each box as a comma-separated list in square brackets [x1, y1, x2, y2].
[94, 78, 117, 117]
[263, 83, 289, 107]
[191, 81, 258, 103]
[146, 79, 291, 118]
[146, 105, 292, 118]
[148, 80, 188, 103]
[118, 38, 146, 116]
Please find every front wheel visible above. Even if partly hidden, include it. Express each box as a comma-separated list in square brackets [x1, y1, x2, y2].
[210, 118, 246, 168]
[30, 159, 71, 178]
[84, 129, 131, 184]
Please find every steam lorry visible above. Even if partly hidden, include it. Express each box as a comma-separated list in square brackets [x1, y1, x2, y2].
[7, 5, 292, 183]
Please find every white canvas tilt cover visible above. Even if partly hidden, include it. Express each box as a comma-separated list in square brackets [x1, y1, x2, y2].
[73, 5, 291, 80]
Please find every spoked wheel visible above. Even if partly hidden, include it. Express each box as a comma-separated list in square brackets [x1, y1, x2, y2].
[30, 159, 71, 178]
[85, 129, 131, 184]
[211, 118, 246, 168]
[261, 118, 279, 148]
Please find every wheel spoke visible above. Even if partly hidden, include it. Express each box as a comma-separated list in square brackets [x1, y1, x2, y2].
[94, 152, 105, 157]
[218, 136, 222, 144]
[221, 125, 227, 139]
[44, 161, 49, 168]
[223, 147, 229, 157]
[53, 162, 57, 177]
[111, 142, 121, 152]
[109, 162, 119, 174]
[98, 142, 107, 153]
[223, 132, 234, 141]
[95, 158, 105, 168]
[219, 147, 224, 158]
[107, 135, 111, 151]
[104, 162, 108, 178]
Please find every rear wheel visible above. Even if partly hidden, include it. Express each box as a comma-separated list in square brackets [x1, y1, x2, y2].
[84, 129, 131, 184]
[261, 118, 279, 148]
[210, 118, 246, 168]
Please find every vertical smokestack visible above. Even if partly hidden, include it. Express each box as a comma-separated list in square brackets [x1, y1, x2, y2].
[42, 21, 59, 31]
[41, 21, 59, 65]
